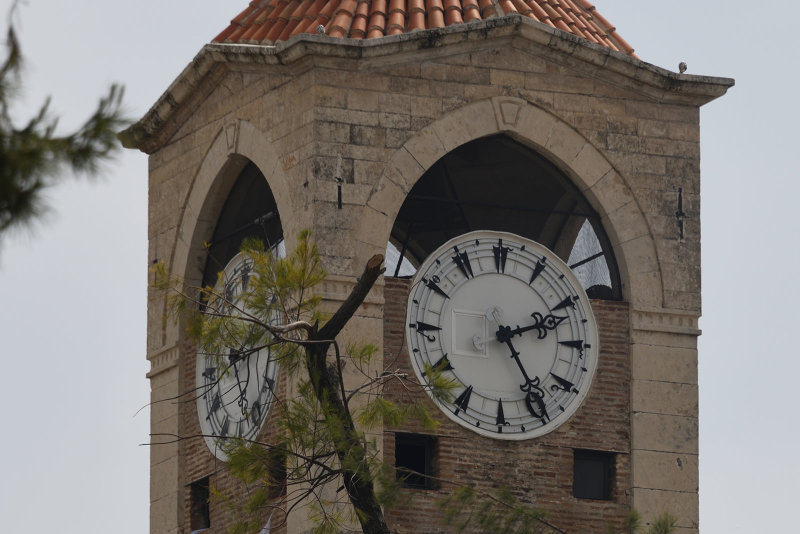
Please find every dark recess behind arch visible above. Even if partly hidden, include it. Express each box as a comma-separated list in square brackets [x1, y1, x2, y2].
[201, 162, 283, 289]
[388, 135, 621, 300]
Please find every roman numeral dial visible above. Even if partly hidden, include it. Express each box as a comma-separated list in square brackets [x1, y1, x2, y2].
[405, 230, 599, 441]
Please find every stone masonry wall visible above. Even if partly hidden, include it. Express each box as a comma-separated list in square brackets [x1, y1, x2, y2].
[145, 24, 711, 533]
[147, 65, 318, 534]
[306, 40, 702, 313]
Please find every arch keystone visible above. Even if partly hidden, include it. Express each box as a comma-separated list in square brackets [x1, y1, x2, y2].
[224, 119, 240, 153]
[491, 96, 526, 128]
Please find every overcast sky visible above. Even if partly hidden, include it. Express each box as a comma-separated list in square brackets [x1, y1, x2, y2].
[0, 1, 795, 533]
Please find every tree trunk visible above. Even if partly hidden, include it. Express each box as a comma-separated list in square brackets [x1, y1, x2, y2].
[305, 254, 391, 534]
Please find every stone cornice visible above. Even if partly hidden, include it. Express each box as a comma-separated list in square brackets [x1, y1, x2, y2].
[318, 273, 384, 318]
[120, 14, 734, 154]
[146, 344, 181, 379]
[631, 307, 701, 336]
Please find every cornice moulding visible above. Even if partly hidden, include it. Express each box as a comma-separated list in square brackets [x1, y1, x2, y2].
[120, 14, 734, 154]
[146, 344, 181, 379]
[631, 307, 701, 337]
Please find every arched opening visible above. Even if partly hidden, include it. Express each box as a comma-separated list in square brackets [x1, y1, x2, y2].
[201, 161, 284, 288]
[386, 135, 621, 300]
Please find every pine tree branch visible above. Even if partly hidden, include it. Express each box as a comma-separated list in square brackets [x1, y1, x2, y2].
[317, 254, 384, 341]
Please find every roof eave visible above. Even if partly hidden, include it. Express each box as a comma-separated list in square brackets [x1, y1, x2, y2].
[120, 14, 734, 154]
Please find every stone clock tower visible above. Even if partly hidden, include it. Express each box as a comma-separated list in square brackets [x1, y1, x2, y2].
[123, 2, 732, 533]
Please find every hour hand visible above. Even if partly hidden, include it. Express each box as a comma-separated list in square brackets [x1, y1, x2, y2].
[503, 312, 567, 340]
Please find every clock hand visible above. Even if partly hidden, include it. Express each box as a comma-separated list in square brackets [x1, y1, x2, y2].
[472, 305, 506, 348]
[498, 312, 567, 341]
[496, 325, 550, 423]
[228, 349, 249, 415]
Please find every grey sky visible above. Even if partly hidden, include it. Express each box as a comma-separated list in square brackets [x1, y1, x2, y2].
[0, 1, 793, 533]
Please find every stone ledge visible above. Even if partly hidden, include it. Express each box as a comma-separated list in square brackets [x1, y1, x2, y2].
[318, 273, 385, 313]
[632, 307, 701, 336]
[146, 344, 181, 379]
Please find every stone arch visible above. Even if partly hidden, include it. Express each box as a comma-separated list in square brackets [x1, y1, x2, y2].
[363, 97, 660, 307]
[171, 119, 295, 285]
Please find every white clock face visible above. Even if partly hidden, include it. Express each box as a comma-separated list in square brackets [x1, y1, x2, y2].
[406, 231, 599, 440]
[196, 250, 280, 459]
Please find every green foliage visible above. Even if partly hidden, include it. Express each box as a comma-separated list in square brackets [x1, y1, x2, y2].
[437, 486, 556, 534]
[356, 395, 438, 432]
[606, 510, 677, 534]
[647, 512, 678, 534]
[0, 5, 128, 238]
[162, 232, 587, 534]
[422, 360, 460, 404]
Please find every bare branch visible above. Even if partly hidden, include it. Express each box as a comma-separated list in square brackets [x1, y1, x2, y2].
[318, 254, 384, 341]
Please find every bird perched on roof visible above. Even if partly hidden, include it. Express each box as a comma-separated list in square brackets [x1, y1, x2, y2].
[679, 62, 687, 73]
[316, 24, 325, 35]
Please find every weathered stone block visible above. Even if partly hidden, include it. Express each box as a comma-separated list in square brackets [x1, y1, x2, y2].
[586, 170, 636, 219]
[378, 112, 411, 129]
[632, 450, 698, 493]
[150, 494, 181, 534]
[633, 488, 699, 530]
[347, 88, 381, 111]
[383, 147, 425, 192]
[632, 412, 698, 454]
[603, 201, 649, 245]
[631, 343, 698, 384]
[150, 456, 180, 500]
[632, 379, 698, 417]
[367, 172, 407, 217]
[403, 125, 447, 171]
[350, 124, 386, 147]
[491, 68, 526, 87]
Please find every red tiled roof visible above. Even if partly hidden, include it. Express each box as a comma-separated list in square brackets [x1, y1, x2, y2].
[213, 0, 636, 57]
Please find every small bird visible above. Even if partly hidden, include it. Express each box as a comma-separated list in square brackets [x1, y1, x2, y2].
[316, 24, 326, 34]
[679, 62, 687, 73]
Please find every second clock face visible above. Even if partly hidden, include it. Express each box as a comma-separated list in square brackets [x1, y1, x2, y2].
[196, 251, 280, 459]
[405, 231, 599, 440]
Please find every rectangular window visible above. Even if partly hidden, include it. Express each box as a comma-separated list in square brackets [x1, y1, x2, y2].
[395, 433, 436, 489]
[267, 449, 287, 499]
[573, 449, 615, 500]
[189, 476, 211, 531]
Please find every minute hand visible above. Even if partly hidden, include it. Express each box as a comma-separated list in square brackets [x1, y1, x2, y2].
[496, 329, 535, 384]
[495, 327, 550, 423]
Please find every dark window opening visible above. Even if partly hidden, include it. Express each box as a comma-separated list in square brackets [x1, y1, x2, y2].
[395, 433, 436, 489]
[202, 161, 283, 290]
[385, 135, 621, 300]
[573, 449, 615, 500]
[266, 448, 288, 499]
[189, 476, 211, 531]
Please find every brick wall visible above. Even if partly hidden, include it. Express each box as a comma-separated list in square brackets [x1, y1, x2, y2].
[382, 277, 631, 534]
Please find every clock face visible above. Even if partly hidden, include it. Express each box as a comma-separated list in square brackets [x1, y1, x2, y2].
[406, 231, 598, 440]
[196, 251, 280, 459]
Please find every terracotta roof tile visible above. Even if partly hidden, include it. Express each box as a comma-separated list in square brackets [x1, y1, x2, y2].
[213, 0, 636, 57]
[443, 0, 463, 26]
[408, 0, 426, 31]
[367, 0, 388, 38]
[461, 0, 481, 21]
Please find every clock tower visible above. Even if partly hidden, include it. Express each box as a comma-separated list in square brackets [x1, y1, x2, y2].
[123, 2, 732, 533]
